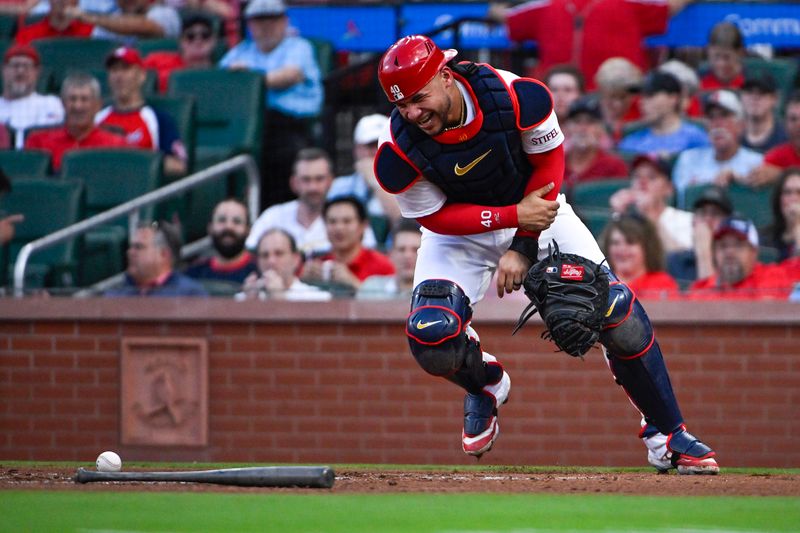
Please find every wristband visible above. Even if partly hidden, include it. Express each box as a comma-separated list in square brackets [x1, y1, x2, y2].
[508, 235, 539, 263]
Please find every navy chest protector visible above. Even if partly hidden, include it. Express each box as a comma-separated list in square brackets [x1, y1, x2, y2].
[375, 63, 554, 206]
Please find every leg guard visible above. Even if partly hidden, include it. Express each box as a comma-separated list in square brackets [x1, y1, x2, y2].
[406, 280, 501, 393]
[600, 281, 683, 435]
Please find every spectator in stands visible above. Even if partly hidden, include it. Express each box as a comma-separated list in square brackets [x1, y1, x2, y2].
[618, 71, 709, 157]
[14, 0, 94, 44]
[489, 0, 695, 90]
[143, 13, 218, 93]
[740, 71, 786, 154]
[0, 45, 63, 150]
[328, 113, 401, 235]
[184, 198, 258, 285]
[96, 46, 187, 176]
[67, 0, 181, 44]
[667, 185, 733, 285]
[24, 72, 126, 171]
[357, 219, 421, 300]
[165, 0, 233, 19]
[543, 64, 584, 122]
[593, 57, 643, 143]
[599, 213, 679, 299]
[671, 90, 762, 203]
[699, 21, 745, 91]
[28, 0, 117, 17]
[749, 91, 800, 186]
[658, 58, 702, 118]
[762, 167, 800, 262]
[563, 96, 628, 190]
[302, 196, 394, 295]
[0, 169, 23, 246]
[220, 0, 323, 209]
[105, 220, 208, 296]
[246, 147, 376, 257]
[610, 154, 692, 253]
[237, 227, 330, 301]
[687, 216, 792, 300]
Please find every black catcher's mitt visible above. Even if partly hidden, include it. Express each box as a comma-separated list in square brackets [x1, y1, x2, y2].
[512, 241, 609, 357]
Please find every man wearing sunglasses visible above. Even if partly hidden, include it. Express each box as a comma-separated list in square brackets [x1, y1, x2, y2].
[144, 13, 218, 93]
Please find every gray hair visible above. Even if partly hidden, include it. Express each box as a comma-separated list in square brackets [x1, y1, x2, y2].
[60, 72, 101, 101]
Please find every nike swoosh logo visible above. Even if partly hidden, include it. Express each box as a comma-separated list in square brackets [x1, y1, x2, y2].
[605, 294, 621, 318]
[454, 149, 492, 176]
[416, 320, 443, 330]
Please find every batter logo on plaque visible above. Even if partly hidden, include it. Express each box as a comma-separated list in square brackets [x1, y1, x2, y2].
[121, 338, 208, 446]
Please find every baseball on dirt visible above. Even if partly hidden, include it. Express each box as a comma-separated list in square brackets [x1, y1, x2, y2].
[96, 451, 122, 472]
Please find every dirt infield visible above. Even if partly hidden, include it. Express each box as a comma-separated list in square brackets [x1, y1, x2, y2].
[2, 466, 799, 496]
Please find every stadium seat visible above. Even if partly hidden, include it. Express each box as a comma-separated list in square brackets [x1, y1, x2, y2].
[683, 182, 775, 229]
[0, 149, 51, 179]
[308, 37, 334, 78]
[569, 178, 630, 238]
[61, 149, 163, 285]
[32, 37, 118, 93]
[0, 178, 84, 289]
[136, 37, 179, 57]
[0, 15, 16, 40]
[168, 69, 264, 168]
[147, 94, 197, 230]
[168, 69, 263, 239]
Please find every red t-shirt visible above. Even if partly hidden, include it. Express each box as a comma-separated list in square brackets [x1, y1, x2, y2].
[505, 0, 669, 90]
[626, 271, 679, 300]
[699, 72, 744, 92]
[15, 18, 94, 45]
[764, 143, 800, 169]
[687, 263, 793, 300]
[24, 126, 127, 170]
[319, 248, 395, 281]
[143, 52, 186, 93]
[565, 150, 628, 188]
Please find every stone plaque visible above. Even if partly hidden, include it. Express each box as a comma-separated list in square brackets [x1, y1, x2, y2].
[120, 337, 208, 446]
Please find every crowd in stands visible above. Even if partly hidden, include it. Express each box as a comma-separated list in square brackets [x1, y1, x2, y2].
[0, 0, 799, 301]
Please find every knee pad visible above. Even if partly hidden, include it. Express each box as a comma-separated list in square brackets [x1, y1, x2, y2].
[406, 279, 474, 377]
[600, 282, 654, 359]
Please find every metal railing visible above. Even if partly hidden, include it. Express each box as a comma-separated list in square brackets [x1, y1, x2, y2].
[13, 154, 260, 297]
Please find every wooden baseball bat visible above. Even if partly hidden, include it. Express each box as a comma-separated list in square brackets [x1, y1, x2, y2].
[75, 466, 335, 489]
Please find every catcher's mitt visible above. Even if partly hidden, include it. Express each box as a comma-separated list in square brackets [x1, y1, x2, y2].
[512, 241, 609, 357]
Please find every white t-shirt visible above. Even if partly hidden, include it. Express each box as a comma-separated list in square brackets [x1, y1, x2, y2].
[246, 199, 377, 256]
[659, 206, 694, 251]
[0, 93, 64, 149]
[377, 69, 564, 219]
[672, 146, 764, 207]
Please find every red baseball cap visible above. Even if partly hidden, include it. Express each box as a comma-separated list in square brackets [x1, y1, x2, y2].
[378, 35, 457, 102]
[3, 44, 40, 66]
[105, 46, 143, 68]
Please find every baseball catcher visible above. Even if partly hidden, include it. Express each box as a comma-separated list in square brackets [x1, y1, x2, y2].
[374, 35, 718, 474]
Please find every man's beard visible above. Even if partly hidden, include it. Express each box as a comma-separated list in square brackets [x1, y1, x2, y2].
[212, 231, 247, 259]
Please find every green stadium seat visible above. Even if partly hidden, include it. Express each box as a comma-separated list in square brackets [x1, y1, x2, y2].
[168, 69, 263, 239]
[0, 149, 51, 179]
[168, 69, 263, 168]
[308, 37, 334, 78]
[683, 182, 775, 229]
[136, 37, 179, 57]
[569, 178, 630, 238]
[32, 37, 118, 93]
[0, 15, 17, 40]
[61, 149, 163, 285]
[0, 178, 84, 289]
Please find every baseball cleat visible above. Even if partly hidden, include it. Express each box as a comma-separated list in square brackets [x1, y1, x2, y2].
[461, 370, 510, 457]
[667, 426, 719, 475]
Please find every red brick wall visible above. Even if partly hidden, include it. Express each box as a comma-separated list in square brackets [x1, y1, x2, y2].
[1, 298, 798, 468]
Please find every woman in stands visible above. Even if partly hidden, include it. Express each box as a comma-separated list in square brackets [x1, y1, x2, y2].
[599, 214, 680, 300]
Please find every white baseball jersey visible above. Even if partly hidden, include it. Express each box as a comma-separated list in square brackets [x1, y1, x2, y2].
[378, 69, 604, 305]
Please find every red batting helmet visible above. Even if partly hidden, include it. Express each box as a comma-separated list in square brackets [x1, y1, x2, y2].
[378, 35, 458, 102]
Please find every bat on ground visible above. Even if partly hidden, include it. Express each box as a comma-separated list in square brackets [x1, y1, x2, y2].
[75, 465, 335, 489]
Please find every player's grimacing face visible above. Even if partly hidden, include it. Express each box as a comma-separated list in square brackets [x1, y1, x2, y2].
[394, 73, 452, 136]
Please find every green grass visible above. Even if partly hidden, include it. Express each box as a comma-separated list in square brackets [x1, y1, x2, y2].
[1, 492, 798, 533]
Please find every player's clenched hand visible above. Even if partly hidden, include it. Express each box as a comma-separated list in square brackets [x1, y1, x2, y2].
[516, 183, 559, 232]
[496, 249, 533, 298]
